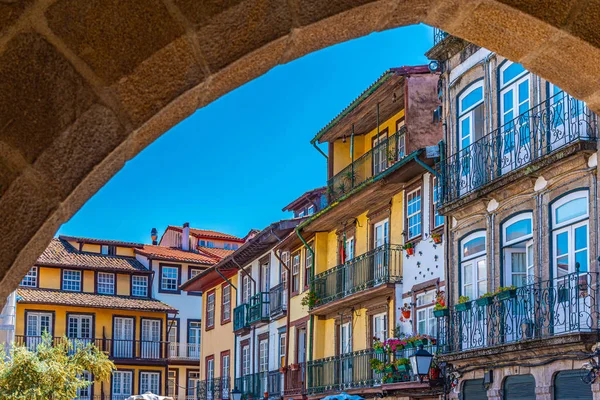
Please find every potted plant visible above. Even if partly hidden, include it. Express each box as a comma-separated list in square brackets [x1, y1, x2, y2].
[369, 358, 384, 373]
[430, 232, 443, 244]
[414, 334, 429, 347]
[429, 358, 441, 380]
[400, 303, 411, 320]
[290, 363, 299, 371]
[395, 357, 410, 372]
[402, 242, 415, 256]
[373, 337, 385, 354]
[475, 292, 494, 307]
[433, 291, 448, 317]
[279, 366, 287, 373]
[455, 295, 471, 311]
[301, 291, 320, 309]
[496, 285, 517, 300]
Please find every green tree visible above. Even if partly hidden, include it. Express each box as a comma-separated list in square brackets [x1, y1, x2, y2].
[0, 332, 115, 400]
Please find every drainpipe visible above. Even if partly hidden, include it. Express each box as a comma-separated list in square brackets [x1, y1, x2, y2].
[415, 156, 440, 179]
[312, 142, 328, 159]
[233, 255, 256, 294]
[216, 267, 237, 291]
[295, 227, 315, 366]
[351, 124, 355, 188]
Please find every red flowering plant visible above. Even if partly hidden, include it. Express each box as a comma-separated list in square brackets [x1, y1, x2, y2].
[433, 290, 447, 311]
[384, 338, 408, 353]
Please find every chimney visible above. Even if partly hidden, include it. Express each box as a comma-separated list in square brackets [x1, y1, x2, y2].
[182, 222, 190, 251]
[151, 228, 158, 245]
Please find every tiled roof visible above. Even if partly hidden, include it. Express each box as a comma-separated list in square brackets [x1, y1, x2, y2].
[17, 288, 176, 313]
[59, 235, 144, 248]
[197, 246, 236, 259]
[136, 245, 217, 265]
[37, 238, 149, 273]
[168, 226, 244, 242]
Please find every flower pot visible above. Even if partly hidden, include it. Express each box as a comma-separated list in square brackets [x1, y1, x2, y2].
[455, 302, 472, 312]
[432, 236, 442, 244]
[406, 247, 415, 256]
[496, 289, 517, 301]
[405, 342, 415, 349]
[414, 338, 428, 347]
[290, 364, 299, 371]
[433, 308, 449, 318]
[401, 310, 411, 320]
[395, 350, 404, 358]
[375, 348, 385, 354]
[396, 364, 409, 372]
[476, 296, 493, 307]
[384, 366, 394, 374]
[429, 367, 441, 380]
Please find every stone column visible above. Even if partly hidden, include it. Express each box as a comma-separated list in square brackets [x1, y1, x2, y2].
[487, 388, 501, 400]
[535, 385, 552, 400]
[591, 382, 600, 400]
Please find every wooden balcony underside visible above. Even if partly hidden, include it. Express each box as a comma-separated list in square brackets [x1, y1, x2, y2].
[309, 283, 395, 317]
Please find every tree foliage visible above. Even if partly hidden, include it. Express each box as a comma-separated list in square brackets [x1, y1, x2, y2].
[0, 332, 115, 400]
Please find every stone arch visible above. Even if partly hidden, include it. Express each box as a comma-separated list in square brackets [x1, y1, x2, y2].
[1, 0, 600, 300]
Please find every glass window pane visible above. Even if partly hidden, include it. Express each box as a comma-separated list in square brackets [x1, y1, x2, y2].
[575, 225, 588, 251]
[557, 255, 569, 276]
[511, 253, 526, 272]
[478, 281, 487, 296]
[463, 236, 485, 258]
[477, 260, 486, 281]
[575, 250, 588, 272]
[556, 232, 569, 256]
[503, 90, 513, 113]
[555, 197, 587, 225]
[463, 263, 473, 284]
[460, 86, 483, 113]
[506, 218, 532, 242]
[502, 63, 526, 86]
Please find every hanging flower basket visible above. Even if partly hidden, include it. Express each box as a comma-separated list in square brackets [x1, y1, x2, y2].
[406, 247, 415, 256]
[401, 310, 411, 320]
[396, 364, 409, 372]
[475, 296, 493, 307]
[414, 338, 429, 347]
[384, 365, 394, 374]
[455, 302, 471, 312]
[433, 308, 449, 318]
[496, 288, 517, 301]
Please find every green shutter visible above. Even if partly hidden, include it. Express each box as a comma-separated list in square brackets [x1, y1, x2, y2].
[463, 379, 487, 400]
[555, 370, 592, 400]
[503, 375, 535, 400]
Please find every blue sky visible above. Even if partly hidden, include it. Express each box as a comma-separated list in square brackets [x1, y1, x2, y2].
[58, 24, 434, 243]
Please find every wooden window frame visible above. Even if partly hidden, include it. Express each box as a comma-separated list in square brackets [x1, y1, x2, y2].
[158, 263, 182, 294]
[430, 175, 444, 232]
[205, 290, 216, 331]
[290, 250, 301, 297]
[304, 242, 313, 291]
[405, 181, 424, 244]
[221, 283, 231, 325]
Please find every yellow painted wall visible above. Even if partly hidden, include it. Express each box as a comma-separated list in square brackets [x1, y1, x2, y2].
[83, 270, 95, 292]
[39, 267, 61, 290]
[390, 192, 405, 247]
[117, 274, 130, 296]
[331, 109, 405, 176]
[200, 274, 237, 380]
[81, 243, 101, 253]
[97, 364, 167, 396]
[116, 247, 135, 257]
[37, 266, 138, 296]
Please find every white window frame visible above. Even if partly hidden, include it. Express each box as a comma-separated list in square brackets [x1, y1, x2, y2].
[206, 292, 215, 328]
[458, 81, 485, 151]
[552, 191, 589, 229]
[461, 231, 487, 299]
[21, 266, 38, 287]
[345, 237, 355, 261]
[308, 205, 316, 215]
[259, 339, 268, 372]
[62, 269, 82, 292]
[407, 188, 422, 240]
[432, 176, 444, 228]
[112, 371, 133, 397]
[372, 312, 388, 342]
[132, 275, 148, 297]
[279, 333, 286, 368]
[140, 371, 160, 394]
[67, 314, 93, 340]
[291, 253, 300, 293]
[222, 285, 231, 321]
[502, 212, 533, 247]
[552, 191, 590, 277]
[97, 272, 115, 295]
[242, 344, 251, 376]
[161, 266, 179, 291]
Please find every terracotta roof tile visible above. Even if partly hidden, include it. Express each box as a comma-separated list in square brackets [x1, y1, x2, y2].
[136, 245, 217, 265]
[17, 288, 176, 313]
[168, 226, 244, 242]
[59, 235, 144, 248]
[197, 246, 236, 259]
[37, 239, 149, 273]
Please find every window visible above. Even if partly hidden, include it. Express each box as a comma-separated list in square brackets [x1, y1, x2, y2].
[372, 312, 388, 342]
[232, 244, 239, 250]
[206, 241, 214, 248]
[281, 252, 289, 288]
[187, 371, 201, 399]
[112, 371, 132, 398]
[279, 333, 286, 368]
[188, 321, 201, 358]
[461, 232, 487, 299]
[552, 191, 589, 277]
[397, 119, 406, 158]
[62, 270, 81, 292]
[222, 284, 231, 323]
[188, 268, 202, 295]
[432, 176, 444, 228]
[206, 291, 215, 329]
[304, 245, 313, 289]
[224, 243, 232, 250]
[242, 343, 250, 376]
[132, 275, 148, 297]
[259, 339, 269, 372]
[345, 237, 355, 261]
[20, 267, 37, 287]
[140, 371, 160, 394]
[97, 272, 115, 295]
[199, 240, 206, 247]
[458, 81, 485, 160]
[168, 319, 178, 346]
[26, 312, 52, 338]
[502, 213, 534, 286]
[77, 371, 92, 399]
[160, 265, 179, 292]
[168, 370, 177, 397]
[291, 252, 300, 294]
[308, 205, 315, 215]
[416, 292, 437, 337]
[407, 188, 422, 239]
[298, 210, 306, 217]
[67, 314, 92, 341]
[242, 274, 251, 304]
[101, 245, 116, 255]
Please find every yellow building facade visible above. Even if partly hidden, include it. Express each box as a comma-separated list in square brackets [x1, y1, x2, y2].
[16, 237, 176, 399]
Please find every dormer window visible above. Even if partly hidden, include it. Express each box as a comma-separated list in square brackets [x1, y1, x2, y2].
[101, 245, 116, 256]
[21, 267, 38, 287]
[199, 240, 206, 247]
[63, 270, 82, 292]
[307, 205, 315, 216]
[97, 272, 115, 295]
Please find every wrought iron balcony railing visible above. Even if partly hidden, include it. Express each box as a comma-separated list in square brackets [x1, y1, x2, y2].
[233, 303, 250, 332]
[436, 270, 600, 354]
[284, 362, 306, 396]
[14, 336, 169, 361]
[438, 91, 597, 205]
[311, 244, 402, 309]
[168, 341, 201, 360]
[198, 377, 231, 400]
[234, 372, 267, 399]
[327, 127, 407, 203]
[433, 27, 449, 46]
[267, 370, 283, 398]
[248, 292, 270, 324]
[269, 283, 287, 318]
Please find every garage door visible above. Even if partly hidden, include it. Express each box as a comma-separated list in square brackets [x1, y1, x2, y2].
[503, 375, 535, 400]
[555, 370, 592, 400]
[463, 379, 487, 400]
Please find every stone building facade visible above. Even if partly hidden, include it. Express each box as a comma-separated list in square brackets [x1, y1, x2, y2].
[428, 31, 600, 399]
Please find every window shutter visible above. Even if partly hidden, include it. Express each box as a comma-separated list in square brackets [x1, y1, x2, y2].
[503, 375, 535, 400]
[462, 379, 487, 400]
[555, 370, 592, 400]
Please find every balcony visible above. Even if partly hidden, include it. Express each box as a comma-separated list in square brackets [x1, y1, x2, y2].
[198, 377, 231, 400]
[267, 370, 283, 398]
[247, 292, 270, 325]
[436, 271, 599, 355]
[14, 336, 169, 361]
[327, 127, 406, 203]
[439, 91, 597, 208]
[310, 245, 402, 313]
[269, 283, 287, 319]
[168, 341, 200, 360]
[234, 372, 267, 399]
[433, 27, 449, 46]
[233, 303, 250, 332]
[284, 362, 306, 396]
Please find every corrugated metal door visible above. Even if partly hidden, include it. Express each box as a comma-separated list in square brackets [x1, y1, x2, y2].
[463, 379, 487, 400]
[555, 370, 592, 400]
[503, 375, 535, 399]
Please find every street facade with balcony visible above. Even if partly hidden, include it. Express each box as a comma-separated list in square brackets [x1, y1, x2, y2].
[428, 33, 600, 399]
